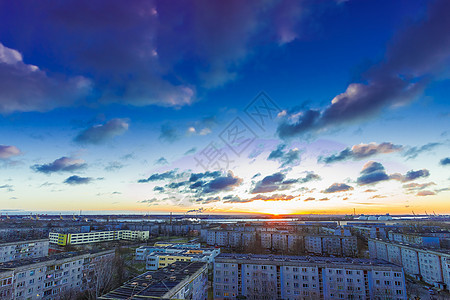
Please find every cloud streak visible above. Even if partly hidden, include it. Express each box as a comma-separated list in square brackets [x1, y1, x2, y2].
[319, 142, 402, 164]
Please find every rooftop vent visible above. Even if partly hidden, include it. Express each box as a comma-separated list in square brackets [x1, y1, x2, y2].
[169, 276, 176, 281]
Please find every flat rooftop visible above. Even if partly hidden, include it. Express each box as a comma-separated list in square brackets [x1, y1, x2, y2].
[215, 253, 402, 268]
[0, 238, 49, 245]
[99, 261, 206, 299]
[0, 249, 113, 270]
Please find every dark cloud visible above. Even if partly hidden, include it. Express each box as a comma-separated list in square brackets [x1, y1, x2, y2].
[223, 195, 252, 204]
[401, 169, 430, 182]
[64, 175, 92, 185]
[403, 142, 441, 159]
[189, 171, 222, 182]
[277, 0, 450, 138]
[319, 197, 330, 201]
[32, 157, 87, 174]
[251, 172, 297, 194]
[201, 172, 243, 194]
[298, 172, 321, 183]
[166, 181, 188, 189]
[323, 183, 353, 193]
[74, 118, 129, 144]
[357, 161, 390, 185]
[153, 186, 164, 192]
[0, 145, 21, 159]
[304, 197, 315, 201]
[154, 157, 168, 165]
[159, 124, 179, 143]
[440, 157, 450, 166]
[187, 208, 205, 213]
[319, 142, 402, 164]
[138, 170, 177, 183]
[268, 144, 301, 167]
[195, 196, 220, 204]
[357, 161, 430, 185]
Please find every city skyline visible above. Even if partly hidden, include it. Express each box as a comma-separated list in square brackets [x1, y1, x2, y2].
[0, 0, 449, 215]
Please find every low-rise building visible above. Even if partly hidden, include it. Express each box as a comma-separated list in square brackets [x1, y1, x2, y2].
[146, 249, 220, 270]
[0, 239, 49, 263]
[213, 253, 407, 300]
[99, 261, 208, 300]
[136, 244, 217, 261]
[49, 230, 149, 246]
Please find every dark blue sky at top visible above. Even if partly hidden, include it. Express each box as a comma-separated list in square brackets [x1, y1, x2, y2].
[0, 0, 433, 125]
[0, 0, 448, 213]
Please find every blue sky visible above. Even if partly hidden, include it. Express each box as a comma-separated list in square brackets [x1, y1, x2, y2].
[0, 0, 449, 215]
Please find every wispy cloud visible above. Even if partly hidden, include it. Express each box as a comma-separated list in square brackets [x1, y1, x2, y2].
[319, 142, 402, 164]
[32, 157, 86, 174]
[75, 118, 129, 144]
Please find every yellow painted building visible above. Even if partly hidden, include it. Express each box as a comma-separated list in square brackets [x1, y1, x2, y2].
[49, 230, 149, 246]
[157, 254, 192, 268]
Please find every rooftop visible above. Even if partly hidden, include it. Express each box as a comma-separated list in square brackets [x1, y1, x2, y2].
[215, 253, 402, 268]
[0, 249, 114, 270]
[0, 238, 49, 245]
[99, 261, 206, 299]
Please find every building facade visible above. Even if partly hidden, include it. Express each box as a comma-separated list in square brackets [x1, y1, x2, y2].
[0, 250, 114, 300]
[0, 239, 49, 263]
[369, 238, 450, 290]
[49, 230, 149, 246]
[214, 253, 407, 300]
[146, 248, 220, 270]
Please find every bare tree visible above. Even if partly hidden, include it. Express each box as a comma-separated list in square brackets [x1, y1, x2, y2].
[82, 254, 120, 299]
[245, 270, 277, 300]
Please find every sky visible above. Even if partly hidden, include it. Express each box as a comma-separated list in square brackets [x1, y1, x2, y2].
[0, 0, 449, 215]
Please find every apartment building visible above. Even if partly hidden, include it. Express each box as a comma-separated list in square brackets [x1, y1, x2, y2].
[146, 249, 220, 270]
[387, 232, 441, 248]
[99, 261, 208, 300]
[304, 235, 358, 257]
[49, 230, 149, 246]
[207, 230, 256, 248]
[0, 250, 114, 299]
[0, 239, 49, 263]
[261, 232, 303, 252]
[214, 253, 407, 300]
[369, 238, 450, 290]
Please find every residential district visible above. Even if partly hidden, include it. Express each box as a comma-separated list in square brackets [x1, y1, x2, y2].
[0, 213, 449, 299]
